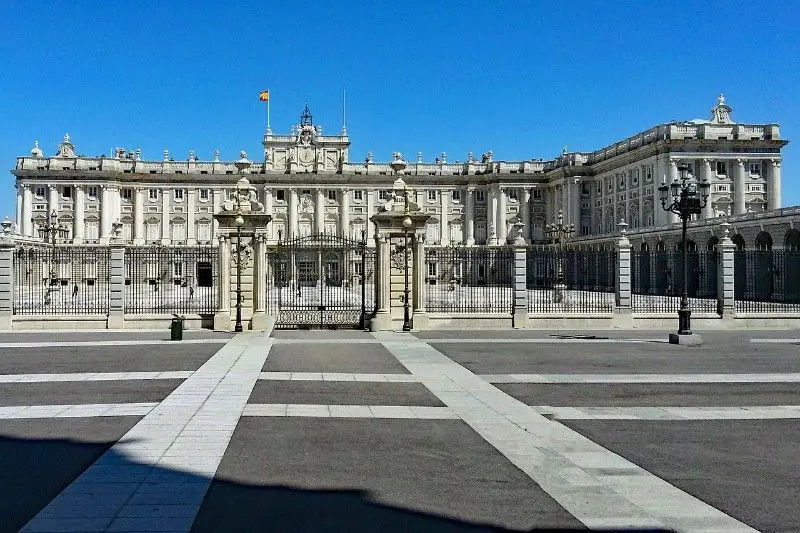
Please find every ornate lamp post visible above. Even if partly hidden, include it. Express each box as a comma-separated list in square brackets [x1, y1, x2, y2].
[233, 152, 252, 332]
[544, 209, 574, 303]
[37, 210, 69, 283]
[658, 163, 710, 341]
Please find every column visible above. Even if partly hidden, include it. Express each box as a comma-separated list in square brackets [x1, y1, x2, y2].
[212, 189, 222, 239]
[161, 188, 170, 244]
[187, 189, 196, 245]
[288, 188, 299, 238]
[133, 188, 144, 244]
[440, 191, 450, 246]
[315, 188, 325, 235]
[339, 189, 350, 238]
[264, 187, 274, 216]
[366, 190, 376, 244]
[488, 187, 498, 245]
[22, 185, 33, 237]
[561, 182, 569, 226]
[521, 188, 531, 243]
[734, 158, 746, 215]
[465, 187, 475, 245]
[668, 160, 679, 224]
[701, 159, 714, 219]
[768, 160, 781, 211]
[48, 185, 58, 218]
[499, 187, 509, 244]
[572, 180, 582, 233]
[15, 188, 22, 234]
[100, 185, 111, 243]
[74, 186, 85, 244]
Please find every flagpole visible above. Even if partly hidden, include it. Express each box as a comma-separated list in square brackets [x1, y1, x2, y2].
[266, 88, 271, 134]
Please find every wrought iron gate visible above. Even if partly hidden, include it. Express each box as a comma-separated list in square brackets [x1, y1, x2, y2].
[267, 234, 376, 329]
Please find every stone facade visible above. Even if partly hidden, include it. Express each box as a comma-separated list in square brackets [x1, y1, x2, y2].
[11, 96, 788, 247]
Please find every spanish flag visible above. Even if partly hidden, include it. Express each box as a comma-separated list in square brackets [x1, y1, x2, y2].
[259, 90, 270, 102]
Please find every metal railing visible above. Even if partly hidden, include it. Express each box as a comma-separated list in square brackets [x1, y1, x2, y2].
[13, 246, 111, 315]
[734, 250, 800, 313]
[425, 246, 514, 313]
[124, 245, 218, 314]
[526, 248, 616, 313]
[631, 250, 719, 313]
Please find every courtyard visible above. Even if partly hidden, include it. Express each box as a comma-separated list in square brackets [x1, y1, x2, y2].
[0, 328, 798, 532]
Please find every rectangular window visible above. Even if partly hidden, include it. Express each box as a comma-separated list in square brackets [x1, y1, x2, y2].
[426, 262, 438, 278]
[451, 190, 461, 202]
[354, 190, 363, 201]
[276, 189, 285, 201]
[378, 190, 389, 201]
[716, 161, 727, 175]
[749, 162, 760, 175]
[197, 223, 211, 242]
[173, 261, 183, 278]
[301, 189, 311, 195]
[174, 189, 184, 201]
[508, 189, 518, 200]
[427, 190, 437, 202]
[61, 186, 72, 199]
[148, 189, 158, 200]
[35, 187, 46, 198]
[327, 190, 337, 201]
[85, 221, 99, 241]
[475, 190, 485, 202]
[533, 189, 542, 200]
[199, 189, 209, 201]
[88, 186, 99, 199]
[121, 188, 132, 201]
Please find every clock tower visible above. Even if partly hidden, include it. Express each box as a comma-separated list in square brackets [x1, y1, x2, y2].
[262, 105, 350, 174]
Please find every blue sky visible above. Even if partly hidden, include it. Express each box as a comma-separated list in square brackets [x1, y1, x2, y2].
[1, 0, 798, 221]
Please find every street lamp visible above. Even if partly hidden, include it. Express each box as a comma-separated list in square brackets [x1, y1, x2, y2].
[544, 209, 574, 303]
[233, 151, 251, 333]
[658, 163, 710, 340]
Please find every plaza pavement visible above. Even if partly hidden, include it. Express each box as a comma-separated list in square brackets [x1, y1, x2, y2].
[0, 329, 798, 531]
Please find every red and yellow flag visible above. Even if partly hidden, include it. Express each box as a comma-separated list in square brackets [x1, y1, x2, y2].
[259, 90, 270, 102]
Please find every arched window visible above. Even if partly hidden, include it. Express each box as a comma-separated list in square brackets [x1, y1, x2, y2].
[732, 234, 746, 251]
[755, 232, 772, 251]
[784, 229, 800, 251]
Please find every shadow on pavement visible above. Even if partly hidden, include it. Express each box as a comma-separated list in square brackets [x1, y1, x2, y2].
[0, 434, 676, 533]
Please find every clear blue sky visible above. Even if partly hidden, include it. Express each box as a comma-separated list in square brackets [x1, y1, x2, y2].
[1, 0, 798, 221]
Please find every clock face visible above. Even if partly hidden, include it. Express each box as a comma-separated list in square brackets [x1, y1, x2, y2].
[298, 148, 314, 164]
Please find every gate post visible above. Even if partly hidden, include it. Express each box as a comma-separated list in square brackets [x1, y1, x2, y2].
[512, 243, 529, 328]
[370, 234, 392, 331]
[107, 238, 125, 329]
[213, 234, 231, 330]
[250, 233, 269, 330]
[717, 223, 736, 321]
[613, 221, 633, 328]
[412, 233, 429, 330]
[0, 222, 15, 330]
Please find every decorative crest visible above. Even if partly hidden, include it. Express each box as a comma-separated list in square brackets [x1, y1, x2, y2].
[56, 133, 76, 158]
[711, 93, 733, 124]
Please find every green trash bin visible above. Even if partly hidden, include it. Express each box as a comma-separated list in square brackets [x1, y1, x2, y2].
[170, 315, 184, 341]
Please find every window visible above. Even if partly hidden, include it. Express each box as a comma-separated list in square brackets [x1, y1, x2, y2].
[85, 221, 99, 241]
[749, 162, 761, 175]
[62, 186, 72, 199]
[426, 262, 438, 278]
[148, 189, 158, 200]
[596, 182, 602, 194]
[276, 189, 285, 201]
[508, 189, 518, 201]
[199, 189, 209, 201]
[301, 189, 311, 195]
[749, 184, 763, 192]
[328, 190, 337, 201]
[716, 161, 727, 175]
[88, 186, 99, 199]
[174, 189, 184, 201]
[34, 187, 46, 198]
[173, 261, 183, 278]
[581, 183, 590, 195]
[354, 190, 363, 201]
[378, 190, 389, 201]
[533, 189, 542, 200]
[475, 190, 485, 202]
[427, 190, 438, 202]
[121, 188, 132, 201]
[197, 222, 211, 242]
[171, 222, 186, 242]
[146, 221, 160, 242]
[452, 190, 461, 202]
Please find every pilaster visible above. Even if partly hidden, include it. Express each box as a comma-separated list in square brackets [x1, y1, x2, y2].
[440, 192, 450, 246]
[465, 187, 475, 245]
[767, 160, 781, 211]
[488, 186, 498, 245]
[288, 188, 299, 238]
[315, 188, 325, 235]
[340, 188, 350, 237]
[521, 188, 531, 243]
[701, 159, 714, 219]
[160, 188, 170, 245]
[734, 158, 746, 215]
[497, 187, 507, 244]
[22, 185, 33, 237]
[74, 185, 85, 244]
[187, 189, 196, 245]
[48, 185, 59, 217]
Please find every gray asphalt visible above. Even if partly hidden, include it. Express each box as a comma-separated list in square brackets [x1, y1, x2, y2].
[263, 342, 410, 374]
[249, 381, 445, 406]
[0, 331, 233, 343]
[0, 379, 183, 406]
[272, 330, 376, 340]
[496, 382, 800, 407]
[560, 419, 800, 533]
[193, 418, 584, 532]
[0, 417, 142, 533]
[0, 344, 221, 374]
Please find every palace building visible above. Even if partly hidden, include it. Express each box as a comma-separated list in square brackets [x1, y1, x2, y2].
[11, 96, 788, 247]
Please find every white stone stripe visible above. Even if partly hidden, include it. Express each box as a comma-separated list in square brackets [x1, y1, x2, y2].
[259, 371, 418, 382]
[534, 405, 800, 420]
[0, 403, 158, 419]
[243, 403, 458, 419]
[273, 338, 383, 344]
[374, 332, 757, 533]
[22, 332, 273, 533]
[482, 373, 800, 383]
[750, 338, 800, 344]
[0, 339, 228, 349]
[422, 337, 664, 344]
[0, 371, 194, 383]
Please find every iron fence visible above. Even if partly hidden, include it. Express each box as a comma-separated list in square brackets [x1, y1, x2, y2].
[734, 250, 800, 313]
[526, 247, 616, 313]
[13, 246, 111, 315]
[631, 250, 718, 313]
[425, 246, 514, 313]
[124, 245, 218, 314]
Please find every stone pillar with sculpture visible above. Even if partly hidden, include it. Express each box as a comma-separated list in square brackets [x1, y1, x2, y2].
[369, 170, 430, 332]
[212, 153, 272, 331]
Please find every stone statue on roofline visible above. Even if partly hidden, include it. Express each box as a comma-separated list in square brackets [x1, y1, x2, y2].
[221, 177, 264, 214]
